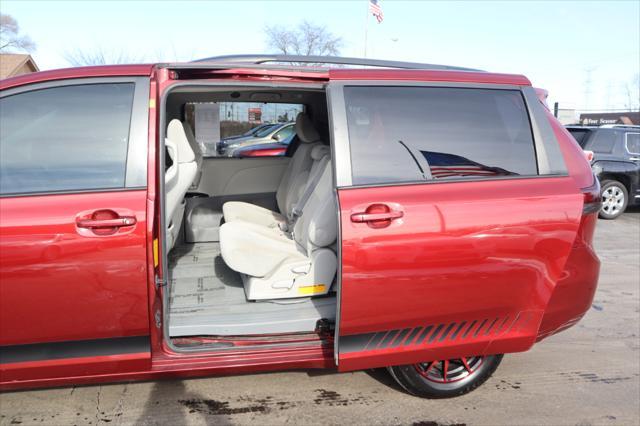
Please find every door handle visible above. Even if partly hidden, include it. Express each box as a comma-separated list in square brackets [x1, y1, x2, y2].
[76, 216, 137, 229]
[351, 210, 403, 223]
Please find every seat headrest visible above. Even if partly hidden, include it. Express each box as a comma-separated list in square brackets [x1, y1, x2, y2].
[167, 119, 196, 163]
[295, 113, 321, 144]
[311, 145, 330, 160]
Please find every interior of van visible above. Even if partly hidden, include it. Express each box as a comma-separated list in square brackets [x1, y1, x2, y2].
[162, 85, 338, 345]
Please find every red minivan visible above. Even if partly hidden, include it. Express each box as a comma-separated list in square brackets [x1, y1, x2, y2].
[0, 55, 600, 398]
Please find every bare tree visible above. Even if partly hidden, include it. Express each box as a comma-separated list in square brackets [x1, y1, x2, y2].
[0, 14, 35, 52]
[63, 47, 143, 66]
[265, 20, 342, 57]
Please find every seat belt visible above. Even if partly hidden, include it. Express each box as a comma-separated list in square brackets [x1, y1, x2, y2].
[287, 154, 329, 226]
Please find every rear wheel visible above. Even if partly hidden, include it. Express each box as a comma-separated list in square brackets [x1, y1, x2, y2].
[599, 180, 628, 220]
[387, 354, 503, 398]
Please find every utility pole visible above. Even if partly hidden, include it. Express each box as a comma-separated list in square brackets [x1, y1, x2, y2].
[363, 0, 370, 57]
[583, 66, 597, 111]
[553, 102, 559, 118]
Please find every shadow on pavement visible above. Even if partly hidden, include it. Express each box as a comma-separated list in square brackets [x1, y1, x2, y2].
[136, 380, 232, 426]
[364, 368, 406, 393]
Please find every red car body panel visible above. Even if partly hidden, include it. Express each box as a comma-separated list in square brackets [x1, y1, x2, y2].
[0, 64, 600, 391]
[0, 190, 149, 346]
[329, 69, 531, 86]
[0, 64, 154, 90]
[336, 177, 584, 371]
[0, 342, 332, 391]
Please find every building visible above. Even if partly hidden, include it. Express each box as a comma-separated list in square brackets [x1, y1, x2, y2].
[0, 54, 39, 79]
[579, 111, 640, 126]
[556, 108, 578, 125]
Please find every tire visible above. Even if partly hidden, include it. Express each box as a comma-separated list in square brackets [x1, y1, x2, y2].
[387, 354, 503, 399]
[599, 180, 628, 220]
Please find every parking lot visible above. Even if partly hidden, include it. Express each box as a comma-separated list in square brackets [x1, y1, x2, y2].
[1, 209, 638, 426]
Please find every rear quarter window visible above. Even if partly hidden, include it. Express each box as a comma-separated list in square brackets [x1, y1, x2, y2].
[0, 83, 135, 195]
[625, 132, 640, 155]
[344, 86, 538, 185]
[567, 129, 592, 148]
[587, 130, 617, 154]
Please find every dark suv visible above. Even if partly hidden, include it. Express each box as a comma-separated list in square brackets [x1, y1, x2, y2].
[567, 125, 640, 219]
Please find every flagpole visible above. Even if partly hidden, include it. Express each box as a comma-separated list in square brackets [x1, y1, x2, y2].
[364, 0, 369, 57]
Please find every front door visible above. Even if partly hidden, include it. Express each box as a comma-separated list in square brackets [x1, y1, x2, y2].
[331, 82, 584, 371]
[0, 77, 151, 381]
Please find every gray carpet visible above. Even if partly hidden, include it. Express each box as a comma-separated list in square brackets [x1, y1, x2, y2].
[168, 242, 336, 337]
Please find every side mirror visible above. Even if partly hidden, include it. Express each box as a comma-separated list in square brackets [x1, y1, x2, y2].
[272, 134, 282, 142]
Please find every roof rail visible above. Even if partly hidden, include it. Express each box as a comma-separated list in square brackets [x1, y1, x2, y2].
[599, 124, 640, 129]
[192, 54, 483, 72]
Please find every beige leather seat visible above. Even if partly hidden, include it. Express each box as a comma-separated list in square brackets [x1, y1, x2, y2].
[222, 113, 322, 230]
[181, 121, 203, 189]
[219, 148, 336, 300]
[165, 119, 198, 250]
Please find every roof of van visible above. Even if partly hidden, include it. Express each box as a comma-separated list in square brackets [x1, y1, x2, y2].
[0, 55, 532, 90]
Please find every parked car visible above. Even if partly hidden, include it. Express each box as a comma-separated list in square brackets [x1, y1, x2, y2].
[0, 55, 600, 398]
[230, 130, 296, 158]
[218, 122, 295, 156]
[224, 122, 278, 141]
[233, 142, 288, 158]
[566, 125, 640, 219]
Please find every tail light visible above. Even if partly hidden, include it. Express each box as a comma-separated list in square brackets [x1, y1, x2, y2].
[583, 150, 594, 163]
[581, 177, 601, 215]
[577, 176, 601, 247]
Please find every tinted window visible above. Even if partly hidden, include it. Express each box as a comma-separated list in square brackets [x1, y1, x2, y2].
[626, 133, 640, 155]
[588, 130, 617, 154]
[344, 87, 537, 185]
[0, 84, 134, 195]
[567, 128, 592, 148]
[184, 102, 303, 157]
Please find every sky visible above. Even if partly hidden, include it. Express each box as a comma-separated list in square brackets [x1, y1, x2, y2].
[2, 0, 639, 112]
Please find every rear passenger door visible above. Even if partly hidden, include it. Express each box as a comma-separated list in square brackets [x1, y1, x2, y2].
[330, 82, 585, 371]
[0, 78, 151, 380]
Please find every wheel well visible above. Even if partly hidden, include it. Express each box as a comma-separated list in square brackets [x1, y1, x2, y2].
[600, 173, 630, 193]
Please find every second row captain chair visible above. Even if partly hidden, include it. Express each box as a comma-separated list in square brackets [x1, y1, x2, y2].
[222, 112, 323, 230]
[219, 145, 336, 301]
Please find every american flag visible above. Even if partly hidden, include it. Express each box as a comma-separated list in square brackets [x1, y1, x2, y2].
[369, 0, 384, 23]
[420, 151, 514, 179]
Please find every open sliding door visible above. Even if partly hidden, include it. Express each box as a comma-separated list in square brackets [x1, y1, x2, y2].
[328, 78, 584, 372]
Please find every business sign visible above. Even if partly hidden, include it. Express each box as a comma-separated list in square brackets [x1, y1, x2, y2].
[580, 112, 639, 126]
[248, 108, 262, 123]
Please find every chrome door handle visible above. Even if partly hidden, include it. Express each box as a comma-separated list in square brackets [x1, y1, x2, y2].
[76, 217, 137, 228]
[351, 210, 403, 223]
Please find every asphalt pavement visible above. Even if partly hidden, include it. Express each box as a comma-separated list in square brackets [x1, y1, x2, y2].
[1, 209, 639, 426]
